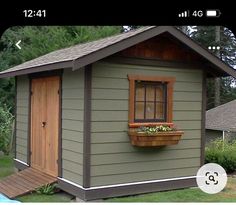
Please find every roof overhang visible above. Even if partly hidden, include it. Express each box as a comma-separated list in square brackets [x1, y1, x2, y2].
[0, 26, 235, 78]
[72, 26, 236, 79]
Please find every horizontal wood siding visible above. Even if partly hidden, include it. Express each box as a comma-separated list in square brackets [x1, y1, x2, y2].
[61, 69, 84, 185]
[16, 76, 29, 163]
[90, 61, 203, 186]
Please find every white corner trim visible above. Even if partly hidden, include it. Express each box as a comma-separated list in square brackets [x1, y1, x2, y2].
[14, 158, 29, 166]
[58, 175, 196, 191]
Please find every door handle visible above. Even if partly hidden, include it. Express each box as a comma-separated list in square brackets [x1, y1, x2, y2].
[42, 122, 46, 127]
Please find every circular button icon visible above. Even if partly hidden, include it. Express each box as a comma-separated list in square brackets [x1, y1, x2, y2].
[196, 163, 227, 194]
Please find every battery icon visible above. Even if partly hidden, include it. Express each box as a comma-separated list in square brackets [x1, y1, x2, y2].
[206, 9, 221, 17]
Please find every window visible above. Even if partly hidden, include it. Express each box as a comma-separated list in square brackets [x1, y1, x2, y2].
[128, 75, 175, 127]
[135, 81, 167, 122]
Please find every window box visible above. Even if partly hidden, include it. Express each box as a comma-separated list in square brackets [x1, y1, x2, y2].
[128, 127, 184, 147]
[127, 74, 184, 147]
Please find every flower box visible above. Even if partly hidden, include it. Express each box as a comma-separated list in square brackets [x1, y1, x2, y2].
[128, 129, 184, 147]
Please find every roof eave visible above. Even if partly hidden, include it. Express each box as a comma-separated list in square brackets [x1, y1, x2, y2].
[0, 26, 235, 78]
[0, 61, 73, 78]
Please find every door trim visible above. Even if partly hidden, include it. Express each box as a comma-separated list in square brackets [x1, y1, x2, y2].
[28, 70, 63, 177]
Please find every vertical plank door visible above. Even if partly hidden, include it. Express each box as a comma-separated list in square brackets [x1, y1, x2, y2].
[31, 76, 59, 177]
[31, 78, 46, 171]
[45, 76, 59, 176]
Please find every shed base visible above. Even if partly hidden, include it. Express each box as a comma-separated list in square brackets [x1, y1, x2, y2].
[58, 177, 197, 201]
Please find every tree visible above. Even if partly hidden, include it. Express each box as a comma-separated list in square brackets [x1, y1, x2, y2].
[181, 26, 236, 110]
[0, 26, 122, 112]
[214, 26, 221, 107]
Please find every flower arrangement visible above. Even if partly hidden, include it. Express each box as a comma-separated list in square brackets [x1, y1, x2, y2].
[138, 125, 176, 134]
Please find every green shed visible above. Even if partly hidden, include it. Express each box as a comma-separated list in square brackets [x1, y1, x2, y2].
[0, 26, 235, 201]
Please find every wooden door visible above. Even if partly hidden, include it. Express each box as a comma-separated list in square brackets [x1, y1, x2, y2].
[31, 76, 59, 177]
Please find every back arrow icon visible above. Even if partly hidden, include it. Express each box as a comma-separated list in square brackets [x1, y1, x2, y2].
[16, 40, 21, 49]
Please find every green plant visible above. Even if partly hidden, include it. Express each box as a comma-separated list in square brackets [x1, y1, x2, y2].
[0, 105, 14, 155]
[36, 183, 58, 195]
[205, 139, 236, 173]
[138, 125, 174, 134]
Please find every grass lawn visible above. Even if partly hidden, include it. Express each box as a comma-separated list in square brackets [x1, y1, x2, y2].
[18, 192, 73, 202]
[0, 154, 14, 179]
[107, 177, 236, 202]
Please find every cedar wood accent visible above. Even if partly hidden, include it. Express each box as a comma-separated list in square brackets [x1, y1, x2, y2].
[83, 65, 92, 188]
[27, 70, 63, 176]
[128, 75, 175, 127]
[117, 34, 201, 62]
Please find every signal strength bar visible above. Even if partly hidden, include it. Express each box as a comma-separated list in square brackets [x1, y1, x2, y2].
[178, 10, 189, 17]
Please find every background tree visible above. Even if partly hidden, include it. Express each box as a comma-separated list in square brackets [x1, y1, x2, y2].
[180, 26, 236, 110]
[0, 26, 122, 113]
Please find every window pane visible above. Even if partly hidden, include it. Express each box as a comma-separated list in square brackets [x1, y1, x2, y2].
[156, 102, 165, 119]
[134, 81, 167, 122]
[135, 102, 144, 119]
[146, 102, 155, 119]
[156, 86, 164, 102]
[135, 83, 144, 101]
[146, 85, 155, 101]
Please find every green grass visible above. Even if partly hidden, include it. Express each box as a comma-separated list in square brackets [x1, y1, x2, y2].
[0, 154, 14, 179]
[17, 192, 73, 202]
[107, 177, 236, 202]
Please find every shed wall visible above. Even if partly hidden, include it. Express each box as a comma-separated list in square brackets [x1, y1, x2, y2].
[16, 76, 29, 163]
[90, 61, 203, 186]
[61, 68, 84, 185]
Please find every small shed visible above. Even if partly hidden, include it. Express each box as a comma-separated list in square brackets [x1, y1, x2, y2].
[206, 100, 236, 144]
[0, 26, 236, 201]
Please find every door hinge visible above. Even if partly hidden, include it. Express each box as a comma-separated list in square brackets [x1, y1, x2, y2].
[30, 91, 33, 96]
[58, 90, 60, 95]
[29, 151, 32, 155]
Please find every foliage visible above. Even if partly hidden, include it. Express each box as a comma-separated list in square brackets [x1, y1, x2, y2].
[18, 192, 73, 203]
[0, 26, 122, 113]
[0, 78, 15, 113]
[0, 105, 14, 155]
[138, 125, 174, 134]
[205, 139, 236, 173]
[36, 183, 58, 195]
[180, 26, 236, 110]
[0, 155, 14, 179]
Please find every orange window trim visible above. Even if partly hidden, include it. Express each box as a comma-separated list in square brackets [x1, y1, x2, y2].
[128, 74, 176, 127]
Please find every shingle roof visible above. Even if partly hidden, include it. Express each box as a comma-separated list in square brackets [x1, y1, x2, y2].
[206, 100, 236, 132]
[0, 26, 154, 76]
[0, 26, 236, 78]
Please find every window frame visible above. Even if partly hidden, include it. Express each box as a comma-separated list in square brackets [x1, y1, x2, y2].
[128, 74, 176, 128]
